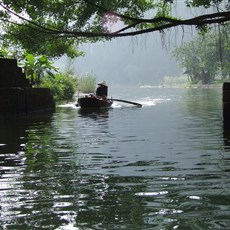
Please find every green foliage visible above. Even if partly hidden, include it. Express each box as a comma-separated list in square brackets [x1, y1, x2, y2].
[0, 0, 229, 59]
[77, 75, 96, 93]
[0, 0, 87, 58]
[19, 53, 58, 85]
[0, 46, 21, 59]
[173, 25, 230, 84]
[186, 0, 224, 8]
[2, 22, 84, 59]
[40, 72, 77, 102]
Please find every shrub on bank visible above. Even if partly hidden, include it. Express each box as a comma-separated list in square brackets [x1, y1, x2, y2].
[40, 72, 77, 102]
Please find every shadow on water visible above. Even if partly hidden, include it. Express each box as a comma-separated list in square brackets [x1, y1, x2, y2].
[0, 113, 53, 150]
[78, 107, 111, 118]
[0, 113, 64, 229]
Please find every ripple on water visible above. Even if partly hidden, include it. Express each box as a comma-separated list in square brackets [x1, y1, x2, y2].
[0, 88, 229, 229]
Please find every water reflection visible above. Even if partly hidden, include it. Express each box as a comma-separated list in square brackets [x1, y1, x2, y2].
[0, 114, 53, 173]
[0, 114, 61, 229]
[223, 125, 230, 151]
[0, 88, 230, 229]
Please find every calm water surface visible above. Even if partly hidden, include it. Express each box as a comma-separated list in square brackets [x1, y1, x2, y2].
[0, 87, 229, 230]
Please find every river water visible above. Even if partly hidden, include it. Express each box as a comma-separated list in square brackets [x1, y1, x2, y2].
[0, 86, 229, 230]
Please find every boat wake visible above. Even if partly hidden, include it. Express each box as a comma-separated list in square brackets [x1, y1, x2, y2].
[58, 96, 171, 109]
[58, 103, 78, 109]
[140, 96, 171, 106]
[112, 96, 171, 108]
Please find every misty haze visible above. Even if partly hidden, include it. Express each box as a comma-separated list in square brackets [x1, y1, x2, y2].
[67, 35, 182, 85]
[56, 2, 201, 85]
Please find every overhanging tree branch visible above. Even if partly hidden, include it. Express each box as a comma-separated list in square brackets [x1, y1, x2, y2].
[47, 11, 230, 38]
[0, 1, 229, 39]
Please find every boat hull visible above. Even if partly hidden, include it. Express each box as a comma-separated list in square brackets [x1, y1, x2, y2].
[77, 96, 113, 109]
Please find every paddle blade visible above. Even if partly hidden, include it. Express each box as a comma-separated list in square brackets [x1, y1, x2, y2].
[112, 99, 142, 107]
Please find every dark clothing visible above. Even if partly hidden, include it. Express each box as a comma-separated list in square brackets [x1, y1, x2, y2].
[96, 85, 108, 97]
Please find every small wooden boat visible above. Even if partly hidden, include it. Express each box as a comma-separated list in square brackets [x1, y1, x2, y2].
[77, 96, 113, 109]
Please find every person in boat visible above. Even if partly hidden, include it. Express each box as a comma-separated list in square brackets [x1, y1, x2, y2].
[95, 81, 108, 99]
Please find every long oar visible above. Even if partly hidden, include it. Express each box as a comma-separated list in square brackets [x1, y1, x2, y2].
[112, 98, 142, 107]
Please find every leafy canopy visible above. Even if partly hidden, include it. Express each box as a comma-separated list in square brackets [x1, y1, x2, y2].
[0, 0, 229, 58]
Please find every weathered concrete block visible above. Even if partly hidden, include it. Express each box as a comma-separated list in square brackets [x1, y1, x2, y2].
[0, 58, 55, 116]
[223, 89, 230, 102]
[223, 82, 230, 90]
[223, 82, 230, 127]
[0, 58, 31, 88]
[25, 88, 55, 113]
[0, 87, 55, 116]
[17, 88, 27, 115]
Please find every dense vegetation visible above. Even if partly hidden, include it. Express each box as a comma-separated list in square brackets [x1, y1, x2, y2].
[40, 72, 97, 102]
[40, 72, 77, 102]
[173, 25, 230, 84]
[19, 53, 78, 102]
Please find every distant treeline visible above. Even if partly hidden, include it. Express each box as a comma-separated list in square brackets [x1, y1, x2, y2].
[173, 25, 230, 84]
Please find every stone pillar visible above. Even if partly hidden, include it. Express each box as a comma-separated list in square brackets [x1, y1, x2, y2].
[223, 82, 230, 127]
